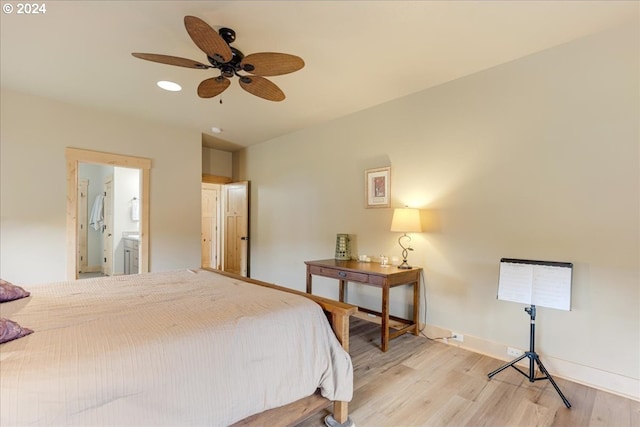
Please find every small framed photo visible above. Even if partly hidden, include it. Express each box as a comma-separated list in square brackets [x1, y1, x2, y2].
[365, 167, 391, 208]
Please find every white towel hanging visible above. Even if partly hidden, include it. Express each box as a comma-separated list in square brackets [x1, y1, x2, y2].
[131, 198, 140, 221]
[89, 194, 104, 231]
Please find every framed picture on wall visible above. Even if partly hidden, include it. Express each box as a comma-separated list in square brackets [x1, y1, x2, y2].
[365, 167, 391, 208]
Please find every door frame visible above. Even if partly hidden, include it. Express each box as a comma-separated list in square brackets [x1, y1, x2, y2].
[201, 182, 221, 270]
[66, 148, 151, 280]
[200, 175, 249, 276]
[77, 178, 89, 273]
[102, 175, 114, 276]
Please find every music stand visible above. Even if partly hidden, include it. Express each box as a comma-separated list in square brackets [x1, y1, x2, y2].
[489, 258, 573, 408]
[487, 304, 571, 408]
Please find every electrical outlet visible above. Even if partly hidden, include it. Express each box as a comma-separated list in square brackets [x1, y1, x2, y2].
[507, 347, 523, 357]
[451, 332, 464, 342]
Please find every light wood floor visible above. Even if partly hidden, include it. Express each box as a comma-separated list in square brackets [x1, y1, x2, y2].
[297, 318, 640, 427]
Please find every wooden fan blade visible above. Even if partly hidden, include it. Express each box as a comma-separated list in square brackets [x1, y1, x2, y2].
[198, 77, 231, 98]
[239, 76, 285, 102]
[184, 16, 232, 63]
[132, 53, 210, 69]
[240, 53, 305, 76]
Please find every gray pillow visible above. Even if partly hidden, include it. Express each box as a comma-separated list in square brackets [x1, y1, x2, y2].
[0, 318, 33, 344]
[0, 279, 30, 303]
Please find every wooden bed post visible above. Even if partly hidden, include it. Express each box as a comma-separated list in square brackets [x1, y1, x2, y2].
[327, 311, 353, 426]
[331, 312, 350, 352]
[330, 401, 350, 425]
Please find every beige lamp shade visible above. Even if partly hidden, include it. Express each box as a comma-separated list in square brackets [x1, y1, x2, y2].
[390, 208, 422, 233]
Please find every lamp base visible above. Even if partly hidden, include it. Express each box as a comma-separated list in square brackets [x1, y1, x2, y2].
[397, 235, 414, 270]
[397, 261, 412, 269]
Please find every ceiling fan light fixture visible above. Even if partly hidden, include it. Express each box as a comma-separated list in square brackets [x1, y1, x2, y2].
[218, 27, 236, 44]
[133, 16, 304, 102]
[157, 80, 182, 92]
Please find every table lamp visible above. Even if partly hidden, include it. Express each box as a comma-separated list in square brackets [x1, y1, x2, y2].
[390, 207, 422, 269]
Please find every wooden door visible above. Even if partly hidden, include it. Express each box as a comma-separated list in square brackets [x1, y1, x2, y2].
[76, 179, 89, 273]
[223, 181, 249, 277]
[201, 183, 220, 269]
[102, 177, 114, 276]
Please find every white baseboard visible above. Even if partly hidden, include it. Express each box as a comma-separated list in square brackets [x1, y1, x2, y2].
[422, 323, 640, 402]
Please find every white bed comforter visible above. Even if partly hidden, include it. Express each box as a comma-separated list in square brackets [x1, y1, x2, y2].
[0, 269, 353, 426]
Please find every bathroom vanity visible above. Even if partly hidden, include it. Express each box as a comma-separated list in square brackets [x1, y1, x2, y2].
[123, 234, 139, 275]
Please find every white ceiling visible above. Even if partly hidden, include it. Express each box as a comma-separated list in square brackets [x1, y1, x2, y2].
[1, 1, 637, 151]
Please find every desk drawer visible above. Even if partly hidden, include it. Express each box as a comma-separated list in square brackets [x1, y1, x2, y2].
[309, 265, 369, 283]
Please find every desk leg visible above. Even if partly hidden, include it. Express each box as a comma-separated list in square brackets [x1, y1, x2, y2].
[412, 279, 420, 336]
[339, 279, 346, 303]
[381, 285, 390, 352]
[306, 267, 312, 294]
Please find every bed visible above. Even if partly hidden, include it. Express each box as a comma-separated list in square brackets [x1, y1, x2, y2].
[0, 269, 357, 426]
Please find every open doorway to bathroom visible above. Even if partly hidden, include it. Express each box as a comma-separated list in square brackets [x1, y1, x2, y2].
[77, 164, 141, 278]
[66, 148, 151, 280]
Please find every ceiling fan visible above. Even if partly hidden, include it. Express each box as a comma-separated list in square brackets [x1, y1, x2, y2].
[132, 16, 304, 102]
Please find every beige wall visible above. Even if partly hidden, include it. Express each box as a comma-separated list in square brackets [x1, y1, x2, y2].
[1, 88, 203, 284]
[202, 146, 232, 178]
[238, 22, 639, 398]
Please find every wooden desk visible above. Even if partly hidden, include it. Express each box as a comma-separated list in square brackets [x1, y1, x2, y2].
[305, 259, 422, 352]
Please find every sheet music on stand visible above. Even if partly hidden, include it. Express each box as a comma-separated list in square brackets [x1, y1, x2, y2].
[497, 258, 572, 311]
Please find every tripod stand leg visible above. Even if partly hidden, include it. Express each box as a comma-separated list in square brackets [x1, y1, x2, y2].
[534, 355, 571, 408]
[489, 305, 571, 408]
[488, 353, 528, 379]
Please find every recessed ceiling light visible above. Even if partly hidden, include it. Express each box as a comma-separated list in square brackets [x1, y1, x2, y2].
[211, 127, 222, 133]
[157, 80, 182, 92]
